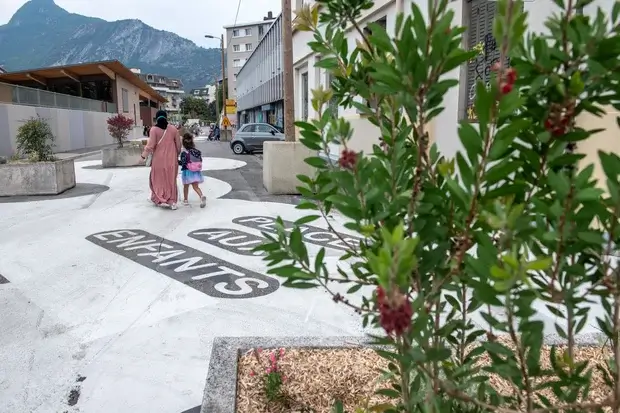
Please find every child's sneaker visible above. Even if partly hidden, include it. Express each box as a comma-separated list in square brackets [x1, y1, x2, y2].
[200, 196, 207, 208]
[170, 203, 178, 210]
[183, 200, 189, 206]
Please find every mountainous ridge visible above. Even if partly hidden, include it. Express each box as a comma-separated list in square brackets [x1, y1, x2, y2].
[0, 0, 221, 90]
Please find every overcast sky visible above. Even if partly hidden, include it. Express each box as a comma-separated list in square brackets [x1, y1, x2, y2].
[0, 0, 282, 48]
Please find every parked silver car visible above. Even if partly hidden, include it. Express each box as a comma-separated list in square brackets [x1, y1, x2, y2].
[230, 123, 285, 154]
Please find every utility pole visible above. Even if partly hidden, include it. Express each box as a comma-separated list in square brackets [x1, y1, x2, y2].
[282, 0, 295, 141]
[221, 34, 227, 132]
[205, 33, 228, 130]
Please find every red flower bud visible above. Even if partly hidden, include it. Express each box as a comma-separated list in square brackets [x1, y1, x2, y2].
[338, 149, 357, 169]
[505, 67, 517, 84]
[500, 82, 513, 94]
[544, 118, 553, 130]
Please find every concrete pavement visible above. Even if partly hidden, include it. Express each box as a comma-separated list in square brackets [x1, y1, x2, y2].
[0, 141, 609, 413]
[0, 142, 366, 413]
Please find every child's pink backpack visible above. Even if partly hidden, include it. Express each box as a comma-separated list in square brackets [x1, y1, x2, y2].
[186, 149, 203, 172]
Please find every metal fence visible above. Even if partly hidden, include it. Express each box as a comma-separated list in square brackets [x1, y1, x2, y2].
[6, 83, 117, 113]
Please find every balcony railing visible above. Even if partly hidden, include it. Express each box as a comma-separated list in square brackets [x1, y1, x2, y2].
[3, 83, 117, 113]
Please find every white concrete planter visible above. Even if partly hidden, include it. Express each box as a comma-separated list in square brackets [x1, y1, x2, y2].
[263, 141, 316, 194]
[0, 158, 76, 196]
[101, 146, 144, 168]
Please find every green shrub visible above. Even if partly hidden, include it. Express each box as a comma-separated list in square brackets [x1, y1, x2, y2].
[259, 0, 620, 411]
[15, 116, 55, 162]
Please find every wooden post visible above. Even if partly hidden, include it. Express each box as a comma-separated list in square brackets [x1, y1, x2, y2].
[221, 34, 227, 130]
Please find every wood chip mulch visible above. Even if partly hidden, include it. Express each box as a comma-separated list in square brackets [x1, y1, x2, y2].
[236, 343, 616, 413]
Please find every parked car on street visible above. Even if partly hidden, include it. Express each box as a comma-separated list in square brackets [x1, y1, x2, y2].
[230, 123, 285, 154]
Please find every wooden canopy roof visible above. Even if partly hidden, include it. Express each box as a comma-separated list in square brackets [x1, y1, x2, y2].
[0, 60, 166, 103]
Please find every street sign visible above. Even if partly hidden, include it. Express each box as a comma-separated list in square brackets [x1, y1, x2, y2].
[222, 116, 231, 128]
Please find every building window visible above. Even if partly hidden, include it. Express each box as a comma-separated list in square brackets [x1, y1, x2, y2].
[233, 59, 241, 68]
[233, 29, 240, 37]
[233, 44, 240, 52]
[258, 25, 264, 36]
[301, 72, 309, 121]
[121, 88, 129, 113]
[245, 28, 252, 36]
[245, 43, 253, 51]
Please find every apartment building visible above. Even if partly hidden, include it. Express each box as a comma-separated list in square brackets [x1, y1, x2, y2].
[133, 69, 185, 122]
[190, 84, 217, 103]
[292, 0, 618, 169]
[236, 14, 283, 128]
[224, 11, 276, 100]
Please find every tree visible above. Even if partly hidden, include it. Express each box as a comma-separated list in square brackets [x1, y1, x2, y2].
[260, 0, 620, 412]
[216, 82, 228, 109]
[207, 100, 217, 121]
[106, 114, 134, 148]
[180, 96, 210, 120]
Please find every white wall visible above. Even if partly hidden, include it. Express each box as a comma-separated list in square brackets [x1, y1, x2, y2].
[0, 103, 115, 157]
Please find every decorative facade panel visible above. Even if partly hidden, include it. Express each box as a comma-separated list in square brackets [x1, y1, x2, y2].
[463, 0, 519, 121]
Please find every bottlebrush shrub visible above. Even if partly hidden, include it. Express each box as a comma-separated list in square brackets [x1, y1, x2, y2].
[256, 0, 620, 411]
[106, 114, 134, 148]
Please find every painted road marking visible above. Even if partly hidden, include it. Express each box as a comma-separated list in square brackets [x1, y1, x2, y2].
[232, 216, 361, 251]
[86, 229, 279, 299]
[188, 228, 266, 256]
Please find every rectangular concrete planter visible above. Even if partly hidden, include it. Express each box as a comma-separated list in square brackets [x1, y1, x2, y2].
[263, 141, 316, 195]
[200, 336, 370, 413]
[0, 158, 76, 196]
[101, 146, 144, 168]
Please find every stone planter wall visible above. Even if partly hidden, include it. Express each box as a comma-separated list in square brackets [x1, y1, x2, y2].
[200, 336, 369, 413]
[101, 146, 144, 168]
[263, 141, 316, 195]
[0, 158, 76, 196]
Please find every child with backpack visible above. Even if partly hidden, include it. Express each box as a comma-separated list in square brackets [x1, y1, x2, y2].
[179, 133, 207, 208]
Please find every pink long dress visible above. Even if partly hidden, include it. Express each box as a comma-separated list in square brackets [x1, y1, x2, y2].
[142, 125, 181, 206]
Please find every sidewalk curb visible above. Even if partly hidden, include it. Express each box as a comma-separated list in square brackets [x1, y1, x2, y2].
[58, 150, 103, 161]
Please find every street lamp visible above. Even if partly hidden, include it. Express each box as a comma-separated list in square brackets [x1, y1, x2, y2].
[205, 34, 227, 133]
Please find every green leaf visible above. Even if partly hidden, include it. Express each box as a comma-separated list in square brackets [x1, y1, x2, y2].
[282, 280, 319, 289]
[445, 177, 470, 209]
[295, 215, 320, 225]
[526, 258, 552, 271]
[576, 187, 603, 202]
[458, 122, 483, 164]
[331, 400, 344, 413]
[305, 156, 327, 168]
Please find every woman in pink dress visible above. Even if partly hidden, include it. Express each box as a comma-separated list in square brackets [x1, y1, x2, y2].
[141, 110, 181, 209]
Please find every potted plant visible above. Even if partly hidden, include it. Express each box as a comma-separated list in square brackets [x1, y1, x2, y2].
[101, 113, 142, 168]
[257, 0, 620, 411]
[0, 116, 75, 196]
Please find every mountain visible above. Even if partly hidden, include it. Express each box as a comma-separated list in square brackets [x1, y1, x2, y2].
[0, 0, 221, 90]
